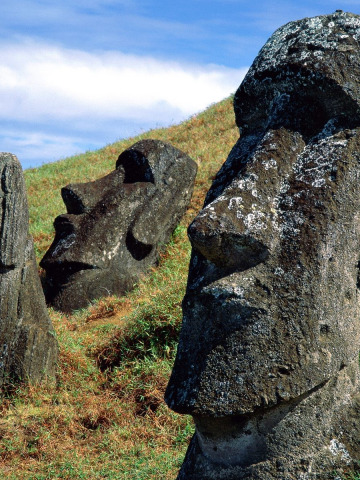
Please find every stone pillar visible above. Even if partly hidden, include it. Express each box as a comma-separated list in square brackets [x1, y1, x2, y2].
[0, 153, 58, 386]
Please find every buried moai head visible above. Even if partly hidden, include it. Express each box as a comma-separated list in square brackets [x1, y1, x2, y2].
[166, 11, 360, 478]
[0, 153, 58, 386]
[40, 139, 197, 313]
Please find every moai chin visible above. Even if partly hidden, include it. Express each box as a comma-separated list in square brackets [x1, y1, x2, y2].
[166, 11, 360, 479]
[40, 139, 197, 313]
[0, 153, 58, 386]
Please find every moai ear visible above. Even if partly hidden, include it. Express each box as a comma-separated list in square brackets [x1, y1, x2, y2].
[128, 142, 197, 248]
[130, 174, 186, 247]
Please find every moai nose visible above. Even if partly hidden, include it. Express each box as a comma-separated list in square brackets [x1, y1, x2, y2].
[61, 168, 125, 215]
[188, 202, 269, 271]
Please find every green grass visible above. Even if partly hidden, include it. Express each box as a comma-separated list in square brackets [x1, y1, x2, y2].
[0, 95, 239, 479]
[335, 472, 360, 480]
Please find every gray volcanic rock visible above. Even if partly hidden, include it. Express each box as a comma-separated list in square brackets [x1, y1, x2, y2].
[0, 153, 58, 386]
[41, 139, 197, 313]
[165, 11, 360, 479]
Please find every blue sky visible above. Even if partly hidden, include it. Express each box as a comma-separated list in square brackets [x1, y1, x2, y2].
[1, 1, 359, 169]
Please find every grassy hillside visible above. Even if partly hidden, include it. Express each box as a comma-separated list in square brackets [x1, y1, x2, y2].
[2, 95, 358, 480]
[0, 96, 239, 479]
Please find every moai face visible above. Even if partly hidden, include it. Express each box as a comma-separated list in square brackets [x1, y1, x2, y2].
[41, 139, 197, 313]
[166, 11, 360, 477]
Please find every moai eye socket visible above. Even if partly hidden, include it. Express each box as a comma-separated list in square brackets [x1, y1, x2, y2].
[116, 149, 154, 184]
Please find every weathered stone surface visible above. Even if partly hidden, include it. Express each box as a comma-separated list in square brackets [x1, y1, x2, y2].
[41, 139, 197, 312]
[165, 11, 360, 479]
[177, 361, 360, 479]
[0, 153, 58, 385]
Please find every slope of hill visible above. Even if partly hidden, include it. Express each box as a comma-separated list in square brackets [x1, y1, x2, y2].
[0, 96, 239, 479]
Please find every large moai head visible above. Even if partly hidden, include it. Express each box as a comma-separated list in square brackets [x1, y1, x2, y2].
[41, 139, 197, 313]
[0, 153, 58, 386]
[166, 11, 360, 479]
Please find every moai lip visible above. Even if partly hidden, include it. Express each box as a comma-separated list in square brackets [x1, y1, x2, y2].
[40, 139, 197, 313]
[166, 11, 360, 479]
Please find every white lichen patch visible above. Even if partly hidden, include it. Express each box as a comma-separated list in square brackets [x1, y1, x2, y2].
[102, 241, 121, 262]
[262, 158, 277, 170]
[51, 233, 76, 257]
[293, 134, 348, 188]
[274, 267, 285, 276]
[243, 211, 267, 231]
[280, 209, 305, 236]
[234, 173, 259, 192]
[279, 180, 290, 195]
[329, 438, 352, 464]
[228, 197, 243, 210]
[204, 284, 246, 299]
[196, 202, 219, 222]
[233, 286, 245, 296]
[312, 177, 326, 188]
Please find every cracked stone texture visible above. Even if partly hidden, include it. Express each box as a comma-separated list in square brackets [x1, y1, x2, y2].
[40, 139, 197, 313]
[0, 153, 58, 386]
[165, 11, 360, 479]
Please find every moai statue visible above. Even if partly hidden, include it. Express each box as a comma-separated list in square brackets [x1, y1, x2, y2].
[0, 153, 58, 386]
[41, 139, 197, 313]
[166, 11, 360, 479]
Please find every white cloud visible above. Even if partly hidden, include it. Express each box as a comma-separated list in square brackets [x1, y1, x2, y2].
[0, 39, 246, 121]
[0, 39, 246, 168]
[0, 130, 85, 168]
